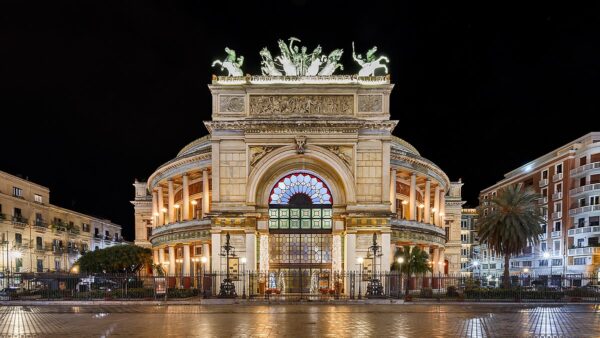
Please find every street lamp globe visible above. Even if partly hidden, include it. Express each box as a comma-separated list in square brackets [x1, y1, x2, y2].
[241, 257, 247, 264]
[357, 257, 363, 264]
[397, 257, 404, 264]
[543, 252, 550, 259]
[472, 260, 479, 267]
[201, 256, 208, 264]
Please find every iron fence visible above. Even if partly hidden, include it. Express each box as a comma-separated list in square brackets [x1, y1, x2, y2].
[0, 271, 599, 302]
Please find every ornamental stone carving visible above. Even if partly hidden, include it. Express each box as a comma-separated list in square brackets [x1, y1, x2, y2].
[219, 95, 245, 113]
[358, 94, 383, 113]
[323, 145, 352, 167]
[295, 136, 306, 154]
[249, 146, 278, 168]
[249, 95, 353, 116]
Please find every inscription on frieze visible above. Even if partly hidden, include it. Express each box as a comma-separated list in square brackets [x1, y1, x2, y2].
[219, 95, 245, 113]
[357, 94, 383, 113]
[249, 95, 353, 116]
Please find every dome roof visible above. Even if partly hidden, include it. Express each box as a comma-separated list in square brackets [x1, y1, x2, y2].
[176, 135, 211, 158]
[391, 136, 420, 156]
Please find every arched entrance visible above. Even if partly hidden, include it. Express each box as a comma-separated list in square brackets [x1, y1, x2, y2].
[267, 172, 333, 294]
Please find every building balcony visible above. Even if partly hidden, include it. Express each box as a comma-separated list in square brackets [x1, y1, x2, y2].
[390, 218, 447, 237]
[569, 204, 600, 216]
[12, 216, 28, 228]
[33, 220, 49, 230]
[568, 225, 600, 236]
[551, 231, 561, 238]
[151, 218, 212, 236]
[551, 211, 562, 220]
[552, 192, 563, 201]
[552, 173, 563, 182]
[570, 161, 600, 177]
[570, 183, 600, 197]
[539, 179, 548, 187]
[568, 246, 600, 256]
[0, 213, 6, 222]
[539, 196, 548, 204]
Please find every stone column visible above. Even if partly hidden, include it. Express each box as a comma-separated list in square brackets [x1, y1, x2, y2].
[344, 233, 356, 295]
[157, 187, 165, 225]
[434, 186, 440, 226]
[153, 249, 159, 265]
[381, 233, 391, 272]
[202, 243, 210, 267]
[332, 234, 342, 272]
[167, 180, 175, 224]
[409, 173, 417, 220]
[152, 191, 158, 226]
[432, 247, 440, 288]
[259, 234, 269, 272]
[424, 179, 431, 223]
[182, 175, 190, 221]
[440, 191, 446, 226]
[202, 170, 210, 218]
[168, 246, 176, 275]
[245, 232, 256, 271]
[390, 169, 397, 214]
[159, 247, 165, 265]
[211, 233, 220, 272]
[183, 244, 191, 276]
[439, 248, 446, 275]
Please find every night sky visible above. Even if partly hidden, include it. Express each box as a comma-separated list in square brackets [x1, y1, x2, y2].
[2, 1, 599, 240]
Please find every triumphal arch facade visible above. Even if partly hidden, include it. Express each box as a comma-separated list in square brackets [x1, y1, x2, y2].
[132, 38, 463, 295]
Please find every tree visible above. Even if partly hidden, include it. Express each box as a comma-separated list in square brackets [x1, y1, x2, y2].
[75, 245, 152, 273]
[392, 245, 431, 296]
[477, 184, 545, 289]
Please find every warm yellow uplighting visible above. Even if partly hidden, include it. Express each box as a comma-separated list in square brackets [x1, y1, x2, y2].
[431, 208, 437, 213]
[161, 207, 168, 213]
[153, 212, 159, 217]
[523, 268, 529, 273]
[71, 265, 79, 273]
[418, 203, 424, 208]
[174, 204, 180, 209]
[401, 200, 408, 205]
[191, 200, 198, 205]
[200, 256, 208, 264]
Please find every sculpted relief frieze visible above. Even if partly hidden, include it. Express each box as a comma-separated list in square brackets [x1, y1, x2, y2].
[357, 94, 383, 113]
[249, 146, 280, 168]
[219, 95, 245, 113]
[249, 95, 353, 116]
[322, 145, 352, 167]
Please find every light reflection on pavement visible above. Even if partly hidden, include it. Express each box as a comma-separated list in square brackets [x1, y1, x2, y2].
[0, 304, 598, 337]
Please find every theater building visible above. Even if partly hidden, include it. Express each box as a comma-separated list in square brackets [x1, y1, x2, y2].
[132, 40, 463, 293]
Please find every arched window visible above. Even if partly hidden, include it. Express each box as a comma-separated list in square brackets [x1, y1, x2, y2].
[268, 172, 332, 230]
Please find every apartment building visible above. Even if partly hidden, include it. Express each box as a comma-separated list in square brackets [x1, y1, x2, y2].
[0, 170, 125, 275]
[480, 132, 600, 284]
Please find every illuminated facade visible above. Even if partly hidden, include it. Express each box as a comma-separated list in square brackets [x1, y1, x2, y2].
[132, 40, 463, 294]
[480, 132, 600, 283]
[0, 170, 124, 274]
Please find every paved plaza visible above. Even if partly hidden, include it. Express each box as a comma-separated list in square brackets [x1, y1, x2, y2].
[0, 304, 599, 337]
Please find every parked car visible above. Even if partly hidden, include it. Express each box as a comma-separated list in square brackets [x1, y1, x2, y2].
[0, 286, 26, 297]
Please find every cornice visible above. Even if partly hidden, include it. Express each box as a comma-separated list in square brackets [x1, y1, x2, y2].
[390, 149, 450, 190]
[148, 152, 212, 190]
[204, 119, 398, 134]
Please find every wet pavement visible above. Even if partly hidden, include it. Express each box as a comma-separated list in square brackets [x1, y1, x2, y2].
[0, 304, 599, 337]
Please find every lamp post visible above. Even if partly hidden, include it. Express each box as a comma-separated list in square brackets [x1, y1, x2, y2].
[174, 204, 180, 222]
[366, 234, 383, 298]
[438, 261, 443, 290]
[191, 200, 198, 219]
[241, 257, 247, 299]
[543, 251, 552, 287]
[357, 257, 363, 300]
[191, 257, 200, 288]
[401, 200, 408, 219]
[397, 257, 404, 299]
[200, 256, 208, 298]
[218, 232, 237, 298]
[522, 267, 529, 287]
[161, 207, 168, 224]
[175, 258, 183, 287]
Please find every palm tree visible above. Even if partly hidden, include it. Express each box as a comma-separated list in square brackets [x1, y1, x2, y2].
[392, 246, 431, 296]
[477, 184, 545, 289]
